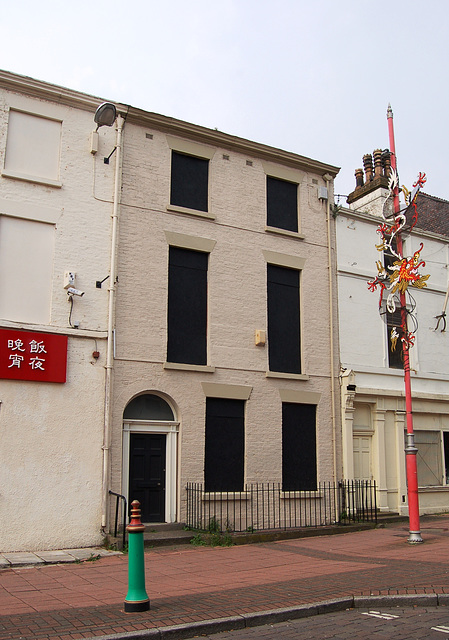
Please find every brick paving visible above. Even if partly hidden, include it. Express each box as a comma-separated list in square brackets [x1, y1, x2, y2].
[194, 607, 449, 640]
[1, 518, 449, 640]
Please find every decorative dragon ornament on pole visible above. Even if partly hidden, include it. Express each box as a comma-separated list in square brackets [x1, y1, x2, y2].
[367, 170, 430, 355]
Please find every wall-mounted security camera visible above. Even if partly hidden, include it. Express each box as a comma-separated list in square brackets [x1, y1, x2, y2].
[67, 287, 85, 297]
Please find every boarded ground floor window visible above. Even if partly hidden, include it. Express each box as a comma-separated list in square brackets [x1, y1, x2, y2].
[414, 430, 443, 487]
[204, 398, 244, 492]
[282, 403, 317, 491]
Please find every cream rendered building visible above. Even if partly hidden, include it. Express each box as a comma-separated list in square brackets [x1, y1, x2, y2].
[0, 71, 121, 551]
[338, 153, 449, 515]
[110, 108, 341, 526]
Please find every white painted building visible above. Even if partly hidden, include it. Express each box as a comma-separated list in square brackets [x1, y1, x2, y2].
[337, 152, 449, 514]
[0, 71, 121, 551]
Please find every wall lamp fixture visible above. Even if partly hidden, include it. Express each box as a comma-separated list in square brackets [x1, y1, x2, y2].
[93, 102, 119, 162]
[94, 102, 117, 129]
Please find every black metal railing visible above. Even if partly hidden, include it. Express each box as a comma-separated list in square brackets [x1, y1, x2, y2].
[339, 480, 378, 525]
[185, 480, 377, 533]
[109, 490, 127, 549]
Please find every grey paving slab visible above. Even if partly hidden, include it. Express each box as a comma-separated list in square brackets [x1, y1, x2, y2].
[2, 552, 43, 565]
[65, 547, 121, 560]
[35, 550, 78, 563]
[0, 546, 122, 568]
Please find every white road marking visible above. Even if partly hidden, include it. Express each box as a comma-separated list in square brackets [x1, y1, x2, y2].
[431, 625, 449, 633]
[361, 610, 400, 620]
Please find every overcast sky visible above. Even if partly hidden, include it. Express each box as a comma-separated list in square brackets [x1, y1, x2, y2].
[1, 0, 448, 202]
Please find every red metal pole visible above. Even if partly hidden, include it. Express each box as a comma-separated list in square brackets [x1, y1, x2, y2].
[387, 105, 423, 543]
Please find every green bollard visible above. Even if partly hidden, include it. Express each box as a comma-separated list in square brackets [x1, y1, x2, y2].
[124, 500, 150, 612]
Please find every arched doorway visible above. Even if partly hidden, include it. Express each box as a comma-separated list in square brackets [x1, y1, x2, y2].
[122, 393, 179, 523]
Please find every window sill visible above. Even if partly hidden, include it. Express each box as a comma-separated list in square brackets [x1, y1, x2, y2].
[266, 371, 309, 381]
[2, 169, 62, 188]
[166, 204, 215, 220]
[265, 225, 304, 240]
[281, 490, 320, 499]
[164, 362, 215, 373]
[195, 489, 322, 500]
[201, 491, 249, 501]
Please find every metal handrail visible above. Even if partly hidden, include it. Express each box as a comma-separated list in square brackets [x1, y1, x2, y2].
[109, 490, 127, 549]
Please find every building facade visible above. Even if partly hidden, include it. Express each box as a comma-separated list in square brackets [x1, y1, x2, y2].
[0, 69, 341, 550]
[109, 109, 341, 527]
[338, 152, 449, 514]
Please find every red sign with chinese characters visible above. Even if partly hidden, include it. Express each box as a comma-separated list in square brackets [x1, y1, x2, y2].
[0, 329, 68, 383]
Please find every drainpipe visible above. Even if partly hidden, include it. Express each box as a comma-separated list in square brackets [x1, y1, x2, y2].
[323, 173, 338, 483]
[101, 113, 125, 529]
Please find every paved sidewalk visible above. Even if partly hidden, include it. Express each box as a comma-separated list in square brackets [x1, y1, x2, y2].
[1, 517, 449, 640]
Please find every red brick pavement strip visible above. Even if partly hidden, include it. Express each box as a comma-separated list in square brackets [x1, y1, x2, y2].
[1, 519, 449, 639]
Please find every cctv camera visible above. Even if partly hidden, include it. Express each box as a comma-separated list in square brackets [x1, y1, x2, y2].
[67, 287, 85, 297]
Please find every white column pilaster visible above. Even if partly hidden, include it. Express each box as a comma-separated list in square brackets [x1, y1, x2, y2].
[341, 375, 356, 480]
[373, 407, 388, 511]
[395, 410, 408, 515]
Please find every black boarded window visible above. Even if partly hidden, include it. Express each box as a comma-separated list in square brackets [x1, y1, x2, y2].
[282, 403, 317, 491]
[170, 151, 209, 212]
[384, 239, 404, 369]
[167, 247, 208, 365]
[267, 264, 301, 374]
[386, 309, 404, 370]
[267, 176, 298, 232]
[204, 398, 244, 492]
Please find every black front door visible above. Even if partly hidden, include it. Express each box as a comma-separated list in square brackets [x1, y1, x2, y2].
[129, 433, 166, 522]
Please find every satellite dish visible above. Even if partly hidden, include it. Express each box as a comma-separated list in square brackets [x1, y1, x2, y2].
[94, 103, 117, 128]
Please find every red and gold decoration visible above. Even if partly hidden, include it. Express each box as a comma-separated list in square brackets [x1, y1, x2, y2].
[368, 171, 430, 358]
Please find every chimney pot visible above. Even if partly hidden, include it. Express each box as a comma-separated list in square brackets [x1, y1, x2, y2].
[355, 168, 364, 189]
[363, 153, 374, 183]
[373, 149, 383, 178]
[381, 149, 391, 178]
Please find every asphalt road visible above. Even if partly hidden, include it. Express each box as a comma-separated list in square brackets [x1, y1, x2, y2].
[185, 607, 449, 640]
